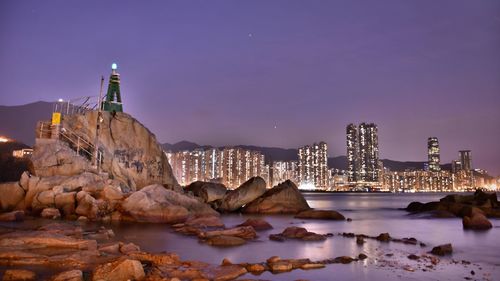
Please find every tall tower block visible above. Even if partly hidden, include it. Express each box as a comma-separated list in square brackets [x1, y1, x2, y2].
[102, 63, 123, 112]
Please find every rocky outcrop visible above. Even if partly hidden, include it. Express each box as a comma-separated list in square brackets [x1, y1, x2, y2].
[219, 177, 267, 212]
[243, 180, 310, 214]
[269, 226, 327, 242]
[59, 111, 178, 190]
[405, 190, 497, 230]
[92, 258, 145, 281]
[185, 181, 227, 203]
[462, 208, 492, 230]
[295, 209, 345, 220]
[237, 218, 273, 230]
[0, 181, 25, 211]
[121, 184, 218, 224]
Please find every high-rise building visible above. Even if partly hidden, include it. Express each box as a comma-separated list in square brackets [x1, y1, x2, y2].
[459, 150, 472, 171]
[346, 124, 359, 182]
[346, 123, 380, 183]
[427, 137, 441, 172]
[298, 142, 328, 189]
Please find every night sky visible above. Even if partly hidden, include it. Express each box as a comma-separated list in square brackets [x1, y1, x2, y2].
[1, 1, 499, 175]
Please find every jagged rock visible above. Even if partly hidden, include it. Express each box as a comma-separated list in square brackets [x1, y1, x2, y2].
[75, 191, 99, 219]
[92, 258, 145, 281]
[119, 243, 141, 254]
[0, 210, 24, 222]
[2, 269, 36, 281]
[0, 181, 25, 211]
[243, 180, 310, 214]
[431, 244, 453, 256]
[122, 184, 217, 224]
[61, 111, 178, 190]
[294, 209, 345, 220]
[219, 177, 267, 212]
[463, 208, 492, 230]
[201, 226, 257, 240]
[237, 218, 273, 230]
[206, 235, 246, 247]
[50, 270, 83, 281]
[54, 192, 77, 216]
[31, 139, 94, 178]
[185, 181, 227, 203]
[41, 208, 61, 219]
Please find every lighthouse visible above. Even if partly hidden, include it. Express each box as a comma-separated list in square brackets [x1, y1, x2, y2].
[101, 63, 123, 112]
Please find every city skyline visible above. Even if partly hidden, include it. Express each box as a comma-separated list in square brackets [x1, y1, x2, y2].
[1, 0, 499, 175]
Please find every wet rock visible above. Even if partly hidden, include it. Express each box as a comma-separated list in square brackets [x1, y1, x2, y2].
[206, 235, 247, 247]
[99, 243, 121, 255]
[408, 254, 420, 260]
[54, 192, 77, 216]
[334, 256, 354, 264]
[358, 253, 368, 260]
[185, 181, 227, 203]
[0, 210, 25, 222]
[0, 181, 25, 211]
[219, 177, 267, 212]
[300, 263, 325, 270]
[209, 264, 247, 281]
[92, 258, 145, 281]
[41, 208, 61, 219]
[75, 191, 99, 220]
[431, 243, 453, 256]
[237, 218, 273, 230]
[119, 242, 141, 254]
[356, 236, 365, 245]
[201, 226, 257, 240]
[294, 209, 345, 220]
[269, 234, 286, 242]
[270, 226, 326, 242]
[268, 260, 293, 272]
[2, 269, 36, 281]
[243, 180, 310, 214]
[246, 263, 266, 273]
[266, 256, 281, 263]
[462, 209, 492, 230]
[50, 270, 83, 281]
[185, 215, 224, 228]
[121, 184, 217, 224]
[376, 233, 391, 242]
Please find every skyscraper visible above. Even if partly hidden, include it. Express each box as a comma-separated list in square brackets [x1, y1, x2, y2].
[427, 137, 441, 172]
[459, 150, 472, 171]
[298, 142, 328, 189]
[346, 124, 359, 182]
[346, 123, 380, 183]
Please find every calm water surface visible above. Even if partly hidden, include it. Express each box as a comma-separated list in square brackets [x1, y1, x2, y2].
[110, 192, 500, 281]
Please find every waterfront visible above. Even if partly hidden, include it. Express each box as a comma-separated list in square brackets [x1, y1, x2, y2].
[1, 192, 499, 280]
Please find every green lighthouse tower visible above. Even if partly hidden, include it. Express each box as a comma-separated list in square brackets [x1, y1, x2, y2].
[101, 63, 123, 112]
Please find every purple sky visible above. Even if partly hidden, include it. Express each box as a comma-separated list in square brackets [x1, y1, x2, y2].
[1, 1, 499, 175]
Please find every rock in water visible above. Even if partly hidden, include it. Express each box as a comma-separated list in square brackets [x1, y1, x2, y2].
[122, 184, 218, 223]
[237, 218, 273, 230]
[185, 181, 227, 203]
[294, 209, 345, 220]
[431, 244, 453, 256]
[51, 270, 83, 281]
[462, 208, 493, 230]
[219, 177, 267, 212]
[206, 235, 247, 247]
[0, 210, 25, 222]
[243, 180, 310, 214]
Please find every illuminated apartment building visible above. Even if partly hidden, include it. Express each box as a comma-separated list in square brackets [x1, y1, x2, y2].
[427, 137, 441, 172]
[346, 123, 381, 183]
[298, 142, 328, 189]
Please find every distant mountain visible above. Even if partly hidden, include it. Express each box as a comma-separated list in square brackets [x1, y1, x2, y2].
[162, 141, 449, 172]
[0, 101, 53, 146]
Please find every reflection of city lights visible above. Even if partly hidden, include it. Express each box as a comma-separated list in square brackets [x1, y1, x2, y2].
[0, 136, 10, 143]
[298, 182, 316, 191]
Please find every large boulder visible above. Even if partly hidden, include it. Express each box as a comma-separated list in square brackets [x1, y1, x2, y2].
[60, 111, 178, 190]
[0, 181, 25, 211]
[75, 191, 99, 219]
[31, 139, 94, 178]
[243, 180, 310, 214]
[185, 181, 227, 203]
[462, 208, 492, 230]
[121, 184, 218, 224]
[219, 177, 267, 212]
[92, 258, 145, 281]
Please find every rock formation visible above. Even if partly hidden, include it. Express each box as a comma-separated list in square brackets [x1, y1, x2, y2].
[185, 181, 227, 203]
[243, 180, 310, 214]
[219, 176, 267, 212]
